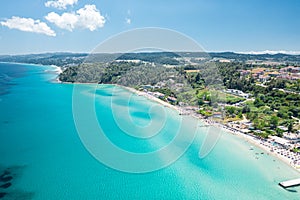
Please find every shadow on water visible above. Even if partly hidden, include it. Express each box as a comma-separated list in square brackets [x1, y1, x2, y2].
[130, 111, 151, 120]
[95, 89, 115, 97]
[0, 165, 34, 200]
[284, 188, 298, 193]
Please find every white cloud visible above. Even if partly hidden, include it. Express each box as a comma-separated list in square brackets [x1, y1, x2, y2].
[125, 18, 131, 25]
[45, 4, 105, 31]
[45, 12, 78, 31]
[0, 16, 56, 37]
[45, 0, 78, 10]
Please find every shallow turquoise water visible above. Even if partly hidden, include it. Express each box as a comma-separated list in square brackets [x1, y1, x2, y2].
[0, 62, 300, 199]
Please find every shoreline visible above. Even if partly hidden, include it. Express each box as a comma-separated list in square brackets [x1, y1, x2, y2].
[117, 84, 300, 173]
[60, 81, 300, 174]
[117, 84, 180, 111]
[0, 61, 64, 83]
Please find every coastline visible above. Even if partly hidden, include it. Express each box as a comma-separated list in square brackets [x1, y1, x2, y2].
[60, 81, 300, 174]
[117, 84, 300, 173]
[0, 61, 64, 83]
[117, 84, 180, 111]
[46, 65, 63, 83]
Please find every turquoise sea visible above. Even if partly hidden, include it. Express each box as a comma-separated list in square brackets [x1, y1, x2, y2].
[0, 62, 300, 199]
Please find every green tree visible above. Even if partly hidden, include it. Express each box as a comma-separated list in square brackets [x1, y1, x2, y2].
[254, 98, 265, 107]
[226, 106, 235, 115]
[287, 121, 293, 132]
[270, 116, 279, 129]
[242, 105, 250, 113]
[275, 128, 284, 137]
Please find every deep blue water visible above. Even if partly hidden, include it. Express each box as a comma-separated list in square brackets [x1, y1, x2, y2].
[0, 62, 27, 96]
[0, 62, 300, 199]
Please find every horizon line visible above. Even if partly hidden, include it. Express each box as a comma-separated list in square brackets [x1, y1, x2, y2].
[1, 50, 300, 56]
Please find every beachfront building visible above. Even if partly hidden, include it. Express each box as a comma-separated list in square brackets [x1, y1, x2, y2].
[167, 96, 177, 103]
[153, 92, 165, 99]
[212, 112, 223, 119]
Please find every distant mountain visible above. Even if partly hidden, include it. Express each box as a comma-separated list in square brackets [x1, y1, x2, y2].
[0, 53, 88, 66]
[0, 52, 299, 66]
[209, 52, 300, 63]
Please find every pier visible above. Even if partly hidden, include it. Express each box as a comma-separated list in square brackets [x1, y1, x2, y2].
[279, 178, 300, 188]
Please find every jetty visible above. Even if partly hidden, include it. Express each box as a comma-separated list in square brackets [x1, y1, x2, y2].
[279, 178, 300, 188]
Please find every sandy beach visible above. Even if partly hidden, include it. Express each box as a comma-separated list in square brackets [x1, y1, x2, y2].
[119, 84, 300, 173]
[57, 81, 300, 173]
[118, 85, 180, 111]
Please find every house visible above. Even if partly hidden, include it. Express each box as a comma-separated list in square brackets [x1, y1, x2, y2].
[167, 96, 177, 103]
[259, 75, 270, 82]
[240, 70, 251, 76]
[251, 68, 266, 77]
[267, 71, 280, 77]
[241, 122, 254, 129]
[153, 92, 165, 99]
[280, 66, 300, 73]
[212, 112, 223, 118]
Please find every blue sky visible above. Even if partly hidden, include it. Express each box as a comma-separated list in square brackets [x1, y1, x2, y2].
[0, 0, 299, 54]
